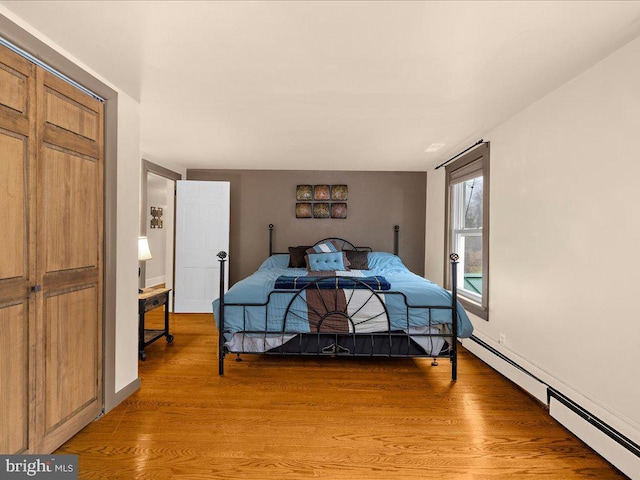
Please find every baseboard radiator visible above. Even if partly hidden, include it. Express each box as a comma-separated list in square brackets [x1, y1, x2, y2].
[465, 335, 640, 479]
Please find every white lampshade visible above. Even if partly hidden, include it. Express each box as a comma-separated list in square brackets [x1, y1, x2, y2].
[138, 236, 153, 261]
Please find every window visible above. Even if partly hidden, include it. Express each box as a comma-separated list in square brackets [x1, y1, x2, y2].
[445, 142, 489, 320]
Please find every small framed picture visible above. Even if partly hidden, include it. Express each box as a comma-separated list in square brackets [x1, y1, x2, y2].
[331, 203, 347, 219]
[296, 203, 312, 218]
[296, 185, 313, 201]
[314, 185, 330, 201]
[331, 185, 348, 201]
[313, 203, 330, 218]
[150, 206, 163, 229]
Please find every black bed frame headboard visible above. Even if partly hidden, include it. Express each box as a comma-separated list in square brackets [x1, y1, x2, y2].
[268, 224, 400, 257]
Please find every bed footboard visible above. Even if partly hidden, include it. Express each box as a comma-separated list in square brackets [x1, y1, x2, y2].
[215, 252, 461, 380]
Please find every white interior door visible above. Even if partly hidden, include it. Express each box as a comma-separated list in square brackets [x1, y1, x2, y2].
[175, 180, 230, 313]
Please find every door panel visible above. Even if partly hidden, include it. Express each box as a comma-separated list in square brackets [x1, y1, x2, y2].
[0, 47, 31, 136]
[44, 89, 99, 141]
[0, 44, 34, 455]
[42, 147, 98, 272]
[0, 131, 27, 280]
[44, 287, 98, 431]
[35, 67, 103, 453]
[0, 304, 29, 454]
[0, 64, 27, 113]
[175, 180, 230, 313]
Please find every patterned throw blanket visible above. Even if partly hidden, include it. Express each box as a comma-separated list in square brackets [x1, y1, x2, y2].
[274, 273, 391, 332]
[302, 288, 389, 332]
[274, 274, 390, 291]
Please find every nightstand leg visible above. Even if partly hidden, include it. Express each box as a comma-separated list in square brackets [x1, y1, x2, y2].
[139, 307, 146, 361]
[164, 294, 170, 338]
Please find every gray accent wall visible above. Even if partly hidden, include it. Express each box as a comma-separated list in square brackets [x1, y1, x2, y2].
[187, 169, 426, 284]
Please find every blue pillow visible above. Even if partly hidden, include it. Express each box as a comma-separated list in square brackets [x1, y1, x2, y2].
[306, 252, 346, 271]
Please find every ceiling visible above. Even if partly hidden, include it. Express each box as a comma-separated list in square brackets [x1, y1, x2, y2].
[3, 1, 640, 171]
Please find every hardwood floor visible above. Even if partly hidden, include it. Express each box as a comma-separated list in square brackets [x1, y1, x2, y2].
[57, 312, 625, 479]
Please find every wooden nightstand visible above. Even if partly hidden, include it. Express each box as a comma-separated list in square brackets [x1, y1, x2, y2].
[138, 288, 174, 360]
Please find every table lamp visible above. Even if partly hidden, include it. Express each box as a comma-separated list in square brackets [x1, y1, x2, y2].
[138, 236, 152, 293]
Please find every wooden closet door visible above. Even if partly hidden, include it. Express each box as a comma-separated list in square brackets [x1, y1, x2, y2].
[0, 46, 36, 454]
[34, 68, 104, 452]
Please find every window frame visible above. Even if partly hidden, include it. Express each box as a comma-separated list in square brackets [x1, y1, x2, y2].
[444, 142, 490, 320]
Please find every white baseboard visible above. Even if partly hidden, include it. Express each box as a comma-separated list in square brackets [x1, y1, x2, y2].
[104, 377, 140, 414]
[464, 335, 640, 478]
[463, 336, 548, 403]
[146, 275, 166, 288]
[550, 397, 640, 479]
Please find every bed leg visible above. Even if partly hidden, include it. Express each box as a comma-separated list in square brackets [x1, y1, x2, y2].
[452, 356, 457, 381]
[235, 354, 243, 362]
[219, 354, 225, 376]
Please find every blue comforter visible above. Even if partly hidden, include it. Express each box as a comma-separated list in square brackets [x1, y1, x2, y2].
[212, 252, 473, 338]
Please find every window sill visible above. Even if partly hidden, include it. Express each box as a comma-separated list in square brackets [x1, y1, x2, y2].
[458, 296, 488, 321]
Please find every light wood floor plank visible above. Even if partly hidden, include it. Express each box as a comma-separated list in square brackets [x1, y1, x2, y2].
[57, 312, 626, 479]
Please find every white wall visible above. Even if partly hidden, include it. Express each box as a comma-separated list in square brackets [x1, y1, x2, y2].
[145, 177, 168, 287]
[164, 179, 176, 302]
[114, 93, 141, 393]
[427, 34, 640, 445]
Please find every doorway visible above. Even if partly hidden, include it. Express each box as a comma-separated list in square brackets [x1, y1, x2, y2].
[141, 160, 182, 311]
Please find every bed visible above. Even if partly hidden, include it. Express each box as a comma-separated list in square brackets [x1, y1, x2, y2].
[212, 225, 473, 380]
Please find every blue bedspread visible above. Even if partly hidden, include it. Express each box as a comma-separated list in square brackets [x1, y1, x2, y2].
[212, 252, 474, 338]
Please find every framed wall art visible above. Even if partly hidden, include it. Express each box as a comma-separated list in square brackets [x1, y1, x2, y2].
[295, 184, 349, 218]
[296, 185, 313, 201]
[313, 185, 330, 201]
[150, 206, 163, 228]
[331, 185, 348, 201]
[313, 203, 330, 218]
[331, 202, 347, 219]
[295, 203, 313, 218]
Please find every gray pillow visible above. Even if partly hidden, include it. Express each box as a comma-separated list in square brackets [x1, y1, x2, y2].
[288, 246, 311, 268]
[345, 250, 369, 269]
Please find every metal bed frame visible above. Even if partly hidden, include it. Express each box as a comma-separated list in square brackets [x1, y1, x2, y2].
[215, 225, 461, 380]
